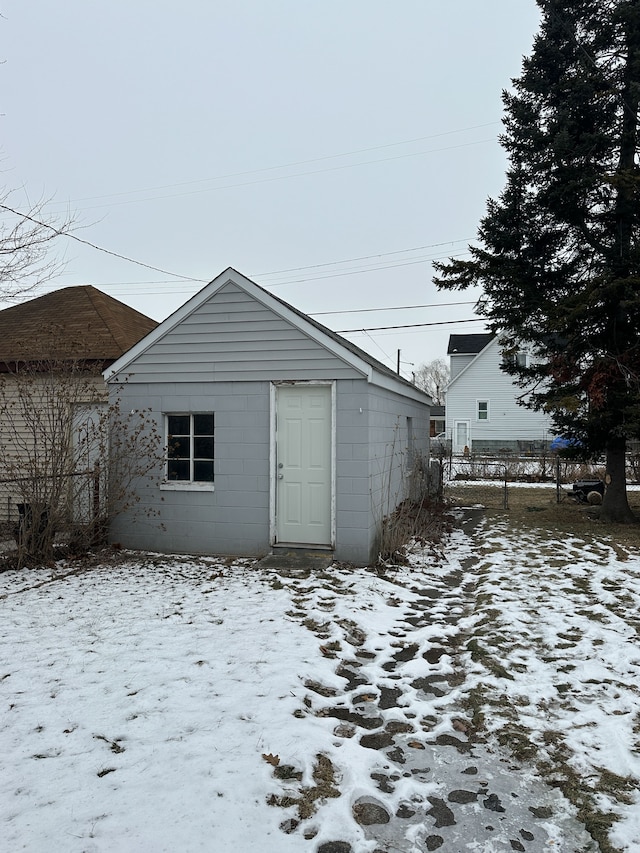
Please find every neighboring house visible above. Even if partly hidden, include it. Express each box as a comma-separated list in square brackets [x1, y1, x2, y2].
[0, 286, 158, 526]
[104, 268, 432, 566]
[430, 404, 445, 437]
[445, 333, 552, 454]
[0, 286, 158, 368]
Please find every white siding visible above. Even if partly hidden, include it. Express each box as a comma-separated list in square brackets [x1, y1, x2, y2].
[445, 338, 552, 451]
[449, 353, 476, 378]
[0, 373, 107, 523]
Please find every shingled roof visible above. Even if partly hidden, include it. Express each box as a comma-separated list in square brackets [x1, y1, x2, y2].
[0, 286, 158, 364]
[447, 333, 494, 355]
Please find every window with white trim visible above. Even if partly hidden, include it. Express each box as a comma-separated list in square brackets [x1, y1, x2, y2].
[166, 413, 214, 482]
[503, 352, 528, 368]
[477, 401, 489, 421]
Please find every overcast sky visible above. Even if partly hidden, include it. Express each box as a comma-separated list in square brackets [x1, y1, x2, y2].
[2, 1, 541, 380]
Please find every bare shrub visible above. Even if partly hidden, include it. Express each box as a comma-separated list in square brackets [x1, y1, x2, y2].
[0, 355, 164, 566]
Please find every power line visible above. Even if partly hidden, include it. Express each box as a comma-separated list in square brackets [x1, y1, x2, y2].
[338, 317, 485, 333]
[82, 248, 473, 293]
[45, 122, 500, 208]
[0, 203, 206, 283]
[312, 300, 476, 316]
[46, 138, 497, 213]
[3, 203, 477, 314]
[256, 239, 472, 277]
[75, 249, 473, 296]
[359, 329, 396, 365]
[263, 252, 472, 287]
[35, 239, 474, 291]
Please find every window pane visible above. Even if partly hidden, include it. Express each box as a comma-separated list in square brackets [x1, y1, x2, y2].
[194, 413, 214, 435]
[166, 412, 214, 483]
[168, 414, 190, 434]
[168, 436, 190, 459]
[194, 436, 214, 458]
[194, 460, 214, 482]
[168, 459, 190, 480]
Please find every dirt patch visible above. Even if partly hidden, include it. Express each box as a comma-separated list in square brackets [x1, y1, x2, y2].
[445, 483, 640, 549]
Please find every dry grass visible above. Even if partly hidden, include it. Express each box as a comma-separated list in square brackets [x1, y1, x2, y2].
[445, 482, 640, 549]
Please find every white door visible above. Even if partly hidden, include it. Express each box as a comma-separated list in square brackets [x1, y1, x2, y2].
[453, 420, 470, 455]
[276, 385, 332, 546]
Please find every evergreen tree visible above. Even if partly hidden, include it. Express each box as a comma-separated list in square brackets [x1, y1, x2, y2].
[434, 0, 640, 522]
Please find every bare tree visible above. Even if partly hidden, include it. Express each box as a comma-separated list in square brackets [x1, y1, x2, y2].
[414, 358, 449, 405]
[0, 187, 74, 302]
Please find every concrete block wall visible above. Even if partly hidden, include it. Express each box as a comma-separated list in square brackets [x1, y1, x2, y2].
[334, 379, 373, 563]
[108, 377, 431, 566]
[109, 380, 272, 557]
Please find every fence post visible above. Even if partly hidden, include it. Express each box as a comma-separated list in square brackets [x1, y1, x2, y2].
[92, 463, 100, 524]
[556, 455, 561, 503]
[503, 465, 508, 509]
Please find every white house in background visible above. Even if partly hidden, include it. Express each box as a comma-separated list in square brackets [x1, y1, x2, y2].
[445, 333, 553, 454]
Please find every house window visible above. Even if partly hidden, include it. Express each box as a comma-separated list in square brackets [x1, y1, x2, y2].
[503, 352, 528, 368]
[477, 401, 489, 421]
[167, 413, 214, 482]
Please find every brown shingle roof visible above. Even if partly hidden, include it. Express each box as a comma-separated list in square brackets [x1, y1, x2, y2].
[0, 286, 158, 363]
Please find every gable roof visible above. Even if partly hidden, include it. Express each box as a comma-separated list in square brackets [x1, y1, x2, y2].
[263, 277, 419, 390]
[0, 286, 158, 363]
[447, 333, 494, 355]
[105, 268, 432, 405]
[447, 333, 504, 390]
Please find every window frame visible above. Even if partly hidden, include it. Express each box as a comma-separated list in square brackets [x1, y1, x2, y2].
[476, 400, 489, 421]
[161, 412, 215, 492]
[503, 351, 528, 368]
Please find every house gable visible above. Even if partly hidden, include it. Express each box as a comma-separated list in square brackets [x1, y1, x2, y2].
[447, 333, 494, 380]
[106, 279, 363, 383]
[447, 334, 495, 388]
[106, 268, 431, 404]
[446, 335, 551, 450]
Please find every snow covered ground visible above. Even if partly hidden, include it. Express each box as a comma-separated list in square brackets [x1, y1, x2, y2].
[1, 512, 639, 852]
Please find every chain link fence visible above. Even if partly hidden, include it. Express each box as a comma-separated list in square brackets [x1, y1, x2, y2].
[438, 453, 640, 510]
[443, 459, 511, 508]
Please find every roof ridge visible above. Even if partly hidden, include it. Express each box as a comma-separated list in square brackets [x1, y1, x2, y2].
[104, 268, 432, 404]
[0, 285, 157, 363]
[85, 286, 127, 351]
[247, 274, 422, 391]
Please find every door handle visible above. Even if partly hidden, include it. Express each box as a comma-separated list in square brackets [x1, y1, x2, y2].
[278, 473, 284, 479]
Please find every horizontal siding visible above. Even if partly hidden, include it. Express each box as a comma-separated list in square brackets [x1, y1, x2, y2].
[450, 354, 476, 378]
[0, 373, 107, 523]
[446, 338, 552, 447]
[127, 282, 362, 383]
